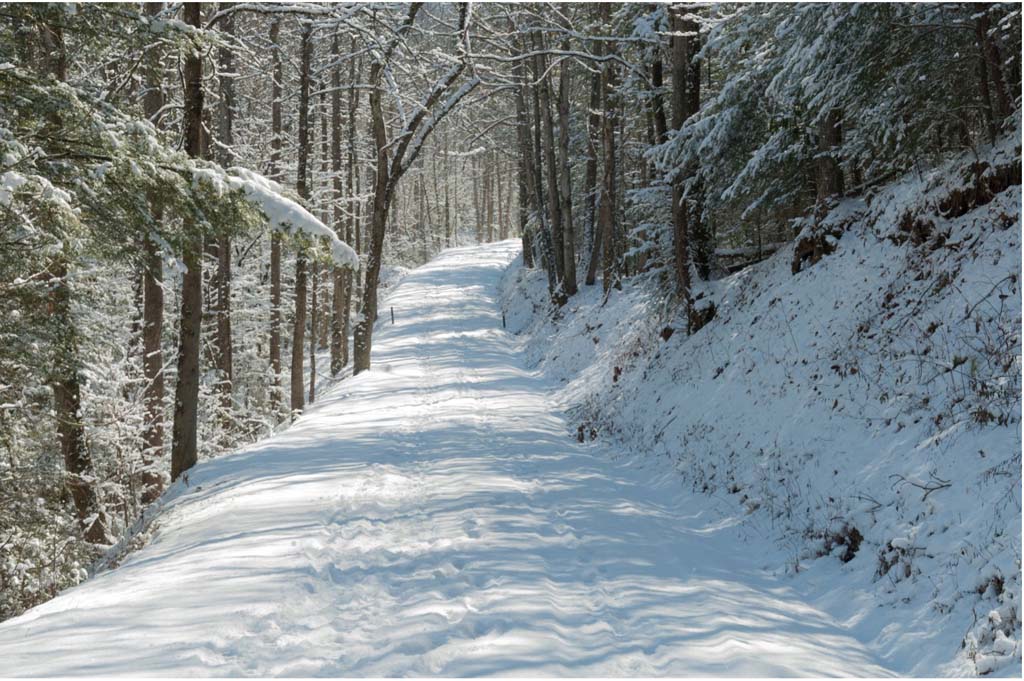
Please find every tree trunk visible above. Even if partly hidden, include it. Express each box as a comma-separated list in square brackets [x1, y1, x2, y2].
[670, 6, 695, 308]
[330, 34, 348, 376]
[49, 259, 107, 542]
[268, 17, 283, 411]
[353, 49, 392, 375]
[600, 38, 620, 294]
[354, 148, 364, 306]
[214, 238, 232, 404]
[353, 4, 473, 372]
[651, 55, 668, 144]
[976, 37, 998, 144]
[140, 230, 164, 504]
[38, 17, 107, 542]
[485, 152, 495, 242]
[513, 55, 536, 269]
[557, 43, 577, 296]
[170, 1, 204, 482]
[212, 2, 234, 407]
[290, 24, 312, 416]
[444, 132, 453, 247]
[975, 6, 1012, 123]
[430, 144, 442, 252]
[681, 12, 711, 281]
[497, 159, 507, 241]
[352, 198, 386, 374]
[346, 51, 361, 361]
[291, 248, 308, 416]
[534, 39, 565, 285]
[443, 133, 451, 246]
[421, 164, 429, 256]
[815, 108, 844, 204]
[472, 154, 482, 242]
[317, 84, 331, 352]
[492, 154, 499, 242]
[528, 55, 560, 300]
[140, 1, 166, 505]
[639, 40, 670, 278]
[170, 245, 201, 482]
[583, 37, 604, 286]
[309, 259, 318, 404]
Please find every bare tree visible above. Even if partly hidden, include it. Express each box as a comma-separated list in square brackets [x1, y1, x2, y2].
[329, 34, 348, 376]
[268, 17, 284, 412]
[212, 1, 236, 407]
[599, 7, 621, 294]
[583, 31, 605, 287]
[290, 22, 312, 415]
[533, 36, 565, 287]
[352, 3, 480, 373]
[556, 41, 577, 295]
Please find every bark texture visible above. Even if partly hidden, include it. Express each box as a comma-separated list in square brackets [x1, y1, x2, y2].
[170, 1, 204, 482]
[268, 18, 283, 412]
[139, 1, 166, 505]
[290, 24, 312, 416]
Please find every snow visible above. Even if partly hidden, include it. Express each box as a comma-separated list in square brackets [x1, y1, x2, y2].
[193, 166, 358, 268]
[0, 171, 27, 207]
[0, 242, 893, 676]
[0, 170, 74, 213]
[501, 147, 1021, 675]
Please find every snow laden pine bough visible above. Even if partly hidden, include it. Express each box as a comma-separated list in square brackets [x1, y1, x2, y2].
[192, 166, 358, 269]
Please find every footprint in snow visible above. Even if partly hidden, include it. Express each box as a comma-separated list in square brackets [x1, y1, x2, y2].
[461, 519, 481, 538]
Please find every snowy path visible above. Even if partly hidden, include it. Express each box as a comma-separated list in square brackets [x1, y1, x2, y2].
[0, 242, 893, 676]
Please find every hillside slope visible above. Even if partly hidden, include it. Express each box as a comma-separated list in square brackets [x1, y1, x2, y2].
[501, 141, 1022, 676]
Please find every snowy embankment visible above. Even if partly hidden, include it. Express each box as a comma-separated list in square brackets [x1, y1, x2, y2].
[501, 143, 1022, 676]
[0, 242, 895, 676]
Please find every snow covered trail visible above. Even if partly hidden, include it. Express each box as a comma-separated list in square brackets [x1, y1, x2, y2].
[0, 242, 893, 676]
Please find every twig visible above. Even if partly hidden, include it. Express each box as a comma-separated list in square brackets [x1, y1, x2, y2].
[890, 472, 952, 500]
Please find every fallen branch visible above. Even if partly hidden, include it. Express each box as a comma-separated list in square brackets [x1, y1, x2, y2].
[890, 472, 951, 501]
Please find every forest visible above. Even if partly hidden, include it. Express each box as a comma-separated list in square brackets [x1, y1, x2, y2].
[0, 2, 1020, 676]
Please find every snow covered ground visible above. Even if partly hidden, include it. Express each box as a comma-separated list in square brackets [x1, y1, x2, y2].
[0, 242, 894, 676]
[500, 146, 1021, 676]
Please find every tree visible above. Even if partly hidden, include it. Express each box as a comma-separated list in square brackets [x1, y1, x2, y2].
[526, 39, 560, 301]
[212, 2, 236, 407]
[34, 13, 109, 544]
[140, 1, 167, 505]
[583, 28, 605, 287]
[557, 40, 577, 296]
[669, 6, 696, 310]
[513, 47, 537, 270]
[815, 108, 844, 205]
[268, 17, 284, 412]
[3, 0, 1019, 629]
[170, 1, 205, 481]
[290, 22, 312, 415]
[352, 3, 479, 373]
[329, 34, 348, 376]
[599, 38, 620, 294]
[0, 1, 360, 619]
[533, 36, 566, 289]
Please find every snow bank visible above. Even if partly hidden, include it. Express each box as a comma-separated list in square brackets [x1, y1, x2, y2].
[501, 143, 1021, 676]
